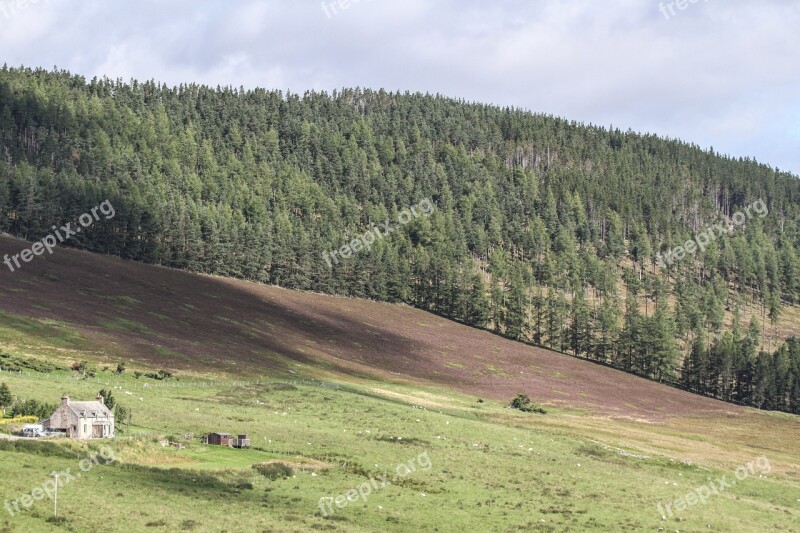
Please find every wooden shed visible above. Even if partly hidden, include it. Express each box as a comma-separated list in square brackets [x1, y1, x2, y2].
[206, 432, 234, 446]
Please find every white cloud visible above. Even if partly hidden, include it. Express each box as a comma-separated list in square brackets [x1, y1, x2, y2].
[1, 0, 798, 173]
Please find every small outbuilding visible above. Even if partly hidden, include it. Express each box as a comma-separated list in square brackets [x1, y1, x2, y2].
[232, 434, 250, 448]
[205, 432, 250, 448]
[206, 432, 234, 446]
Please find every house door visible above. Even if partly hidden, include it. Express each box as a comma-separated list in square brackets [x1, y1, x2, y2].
[92, 425, 104, 438]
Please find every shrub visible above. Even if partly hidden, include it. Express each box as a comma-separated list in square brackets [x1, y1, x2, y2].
[72, 360, 96, 378]
[0, 416, 39, 427]
[0, 353, 61, 373]
[112, 404, 130, 431]
[0, 382, 12, 413]
[99, 389, 116, 410]
[144, 369, 174, 380]
[253, 462, 294, 480]
[509, 394, 547, 414]
[11, 399, 57, 419]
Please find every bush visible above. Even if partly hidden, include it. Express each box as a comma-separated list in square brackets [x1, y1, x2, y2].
[98, 389, 116, 410]
[0, 382, 12, 413]
[71, 360, 96, 378]
[144, 369, 174, 380]
[509, 394, 547, 414]
[253, 462, 293, 480]
[114, 405, 130, 431]
[0, 416, 39, 427]
[11, 399, 57, 419]
[0, 353, 62, 373]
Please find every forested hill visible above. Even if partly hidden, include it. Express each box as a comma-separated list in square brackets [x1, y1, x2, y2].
[1, 66, 798, 414]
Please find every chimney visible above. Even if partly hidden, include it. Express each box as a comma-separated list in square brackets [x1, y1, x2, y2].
[61, 394, 70, 406]
[96, 394, 104, 405]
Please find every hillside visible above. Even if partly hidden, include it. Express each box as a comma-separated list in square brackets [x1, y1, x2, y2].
[1, 66, 799, 414]
[0, 235, 798, 532]
[3, 3, 800, 531]
[0, 234, 737, 421]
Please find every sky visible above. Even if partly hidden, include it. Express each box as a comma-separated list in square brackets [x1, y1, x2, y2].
[1, 0, 798, 174]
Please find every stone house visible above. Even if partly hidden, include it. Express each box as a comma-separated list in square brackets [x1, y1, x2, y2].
[43, 394, 115, 439]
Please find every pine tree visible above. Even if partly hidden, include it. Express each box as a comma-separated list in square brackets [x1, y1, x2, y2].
[651, 307, 679, 382]
[545, 289, 564, 351]
[466, 271, 490, 328]
[0, 383, 12, 416]
[681, 334, 703, 392]
[505, 267, 527, 340]
[569, 290, 591, 358]
[592, 296, 619, 363]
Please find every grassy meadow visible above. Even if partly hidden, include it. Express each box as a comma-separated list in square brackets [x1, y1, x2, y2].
[0, 365, 798, 532]
[0, 274, 798, 532]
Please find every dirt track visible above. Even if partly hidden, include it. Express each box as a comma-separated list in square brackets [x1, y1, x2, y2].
[0, 235, 742, 420]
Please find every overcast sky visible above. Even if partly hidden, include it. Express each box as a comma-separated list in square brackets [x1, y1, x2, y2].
[1, 0, 798, 174]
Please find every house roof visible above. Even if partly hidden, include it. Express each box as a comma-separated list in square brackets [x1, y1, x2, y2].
[68, 401, 113, 419]
[210, 432, 233, 436]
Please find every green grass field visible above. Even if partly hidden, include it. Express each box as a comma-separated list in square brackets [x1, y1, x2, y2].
[1, 366, 798, 533]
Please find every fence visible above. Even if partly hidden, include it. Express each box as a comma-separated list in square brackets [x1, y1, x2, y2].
[0, 369, 341, 391]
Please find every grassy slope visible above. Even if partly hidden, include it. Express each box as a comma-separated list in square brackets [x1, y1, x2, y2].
[0, 371, 797, 532]
[0, 236, 798, 532]
[0, 235, 743, 420]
